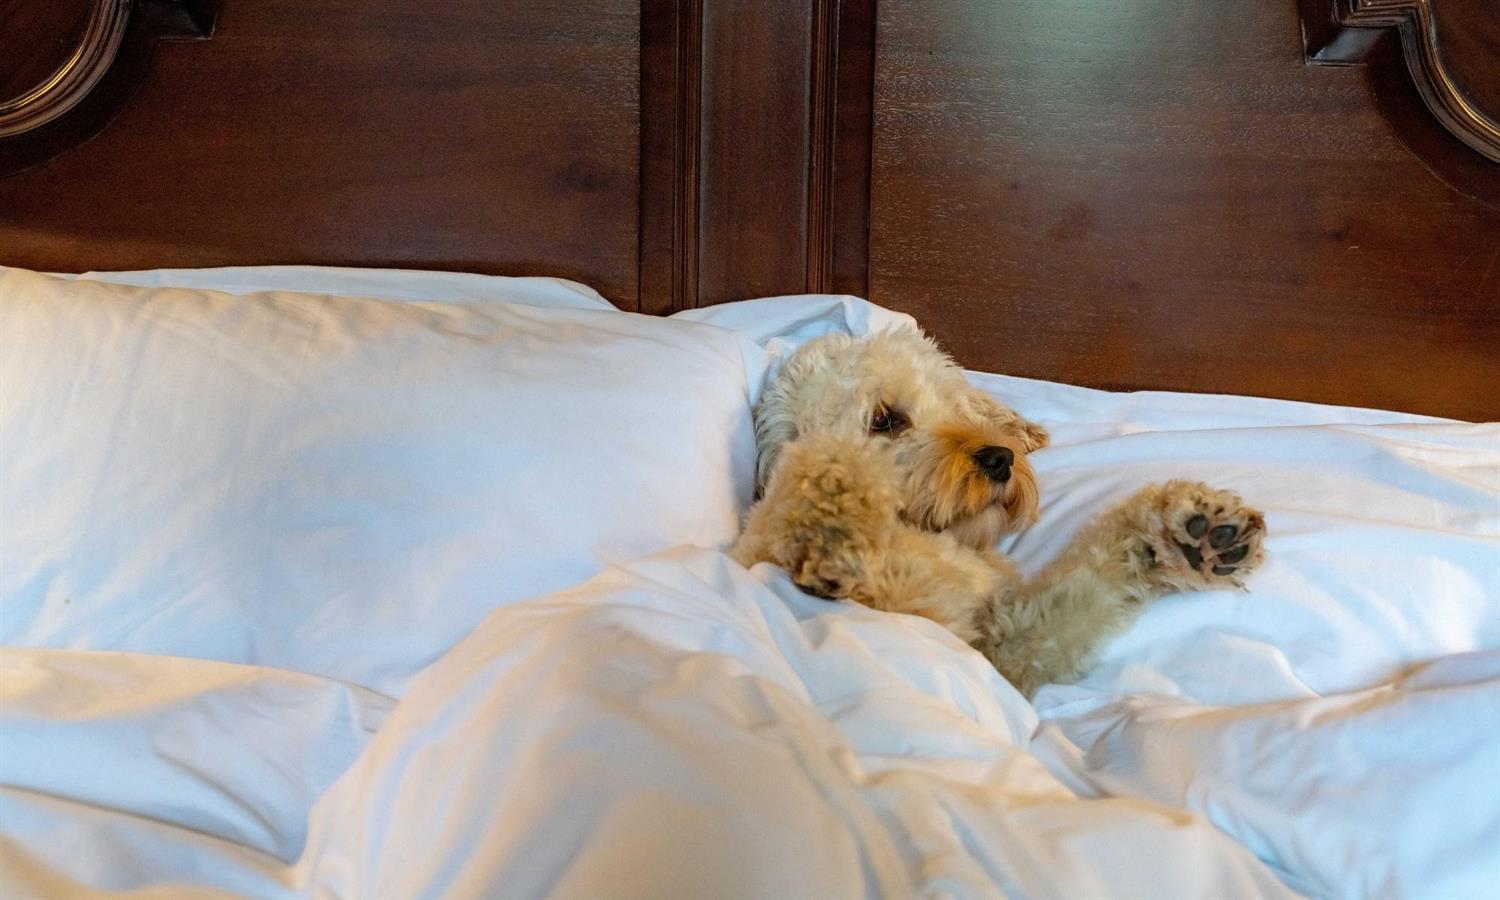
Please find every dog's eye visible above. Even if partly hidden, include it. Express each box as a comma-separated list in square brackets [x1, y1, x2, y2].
[869, 405, 908, 435]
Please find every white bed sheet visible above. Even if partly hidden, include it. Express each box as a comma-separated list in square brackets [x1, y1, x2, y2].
[293, 547, 1294, 899]
[2, 269, 1496, 899]
[2, 267, 758, 695]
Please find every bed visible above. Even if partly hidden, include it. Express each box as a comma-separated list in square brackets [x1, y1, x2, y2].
[2, 1, 1498, 898]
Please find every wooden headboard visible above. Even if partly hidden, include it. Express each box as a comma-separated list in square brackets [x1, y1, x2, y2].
[3, 0, 1497, 420]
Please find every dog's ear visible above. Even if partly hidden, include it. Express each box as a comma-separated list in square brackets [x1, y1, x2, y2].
[966, 391, 1048, 453]
[752, 384, 799, 497]
[753, 421, 796, 497]
[1016, 418, 1049, 452]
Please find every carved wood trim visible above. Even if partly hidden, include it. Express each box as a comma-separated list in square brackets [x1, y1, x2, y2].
[0, 0, 130, 138]
[827, 0, 875, 298]
[674, 0, 703, 313]
[809, 0, 877, 298]
[640, 0, 876, 309]
[1303, 0, 1500, 163]
[640, 0, 702, 314]
[806, 0, 840, 294]
[0, 0, 217, 177]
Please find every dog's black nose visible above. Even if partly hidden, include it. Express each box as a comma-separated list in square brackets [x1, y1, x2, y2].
[972, 445, 1014, 482]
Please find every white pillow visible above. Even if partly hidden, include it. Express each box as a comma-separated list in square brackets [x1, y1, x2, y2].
[0, 267, 757, 695]
[68, 265, 614, 310]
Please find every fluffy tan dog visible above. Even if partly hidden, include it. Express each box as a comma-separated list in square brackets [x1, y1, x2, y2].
[732, 328, 1265, 697]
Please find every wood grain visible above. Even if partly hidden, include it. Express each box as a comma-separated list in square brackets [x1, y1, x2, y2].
[640, 0, 875, 308]
[639, 0, 700, 314]
[0, 0, 642, 306]
[829, 0, 876, 298]
[696, 0, 813, 305]
[869, 0, 1500, 421]
[806, 0, 838, 293]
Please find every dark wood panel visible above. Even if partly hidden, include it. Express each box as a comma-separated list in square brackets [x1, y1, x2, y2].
[658, 0, 875, 306]
[2, 0, 876, 314]
[870, 0, 1500, 421]
[696, 0, 813, 305]
[828, 0, 876, 298]
[0, 0, 642, 306]
[639, 0, 699, 314]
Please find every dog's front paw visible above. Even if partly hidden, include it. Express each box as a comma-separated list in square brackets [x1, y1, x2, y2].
[732, 434, 900, 599]
[1132, 480, 1266, 590]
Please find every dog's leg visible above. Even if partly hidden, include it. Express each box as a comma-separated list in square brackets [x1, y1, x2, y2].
[733, 434, 1020, 642]
[977, 480, 1265, 696]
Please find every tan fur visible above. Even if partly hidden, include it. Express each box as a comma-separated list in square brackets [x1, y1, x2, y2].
[732, 329, 1266, 698]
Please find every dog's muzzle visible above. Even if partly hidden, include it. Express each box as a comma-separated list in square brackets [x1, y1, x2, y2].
[971, 445, 1013, 483]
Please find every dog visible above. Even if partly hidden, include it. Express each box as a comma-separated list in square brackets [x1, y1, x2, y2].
[731, 328, 1266, 697]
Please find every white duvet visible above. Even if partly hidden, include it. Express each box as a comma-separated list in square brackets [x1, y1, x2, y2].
[2, 269, 1496, 899]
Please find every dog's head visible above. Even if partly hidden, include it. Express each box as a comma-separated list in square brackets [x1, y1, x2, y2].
[753, 329, 1048, 549]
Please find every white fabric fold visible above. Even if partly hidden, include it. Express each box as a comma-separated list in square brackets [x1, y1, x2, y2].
[294, 548, 1294, 899]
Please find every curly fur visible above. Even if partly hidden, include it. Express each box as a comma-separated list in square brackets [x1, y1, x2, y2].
[732, 328, 1266, 697]
[750, 329, 1047, 549]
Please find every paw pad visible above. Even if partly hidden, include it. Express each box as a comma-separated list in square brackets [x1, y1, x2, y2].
[1145, 482, 1266, 588]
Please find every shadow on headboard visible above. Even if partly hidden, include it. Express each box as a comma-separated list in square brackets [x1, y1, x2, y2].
[2, 0, 1497, 420]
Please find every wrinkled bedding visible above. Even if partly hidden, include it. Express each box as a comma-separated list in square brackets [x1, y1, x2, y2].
[2, 269, 1496, 898]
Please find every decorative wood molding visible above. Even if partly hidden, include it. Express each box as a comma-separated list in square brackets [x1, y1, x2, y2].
[806, 0, 840, 294]
[638, 0, 876, 310]
[639, 0, 702, 313]
[674, 0, 703, 312]
[808, 0, 877, 298]
[827, 0, 876, 298]
[0, 0, 130, 138]
[1302, 0, 1500, 163]
[0, 0, 217, 177]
